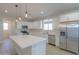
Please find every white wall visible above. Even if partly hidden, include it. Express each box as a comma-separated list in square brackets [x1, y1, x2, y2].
[0, 19, 4, 43]
[2, 19, 16, 38]
[0, 17, 16, 43]
[53, 17, 60, 47]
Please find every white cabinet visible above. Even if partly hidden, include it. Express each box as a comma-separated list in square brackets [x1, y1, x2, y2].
[10, 35, 47, 55]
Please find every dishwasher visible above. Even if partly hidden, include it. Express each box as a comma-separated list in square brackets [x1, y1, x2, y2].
[48, 34, 56, 45]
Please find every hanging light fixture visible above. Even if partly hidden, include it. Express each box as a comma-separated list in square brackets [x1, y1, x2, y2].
[25, 4, 28, 18]
[25, 11, 28, 18]
[15, 18, 18, 22]
[15, 5, 18, 22]
[18, 16, 21, 20]
[18, 4, 22, 20]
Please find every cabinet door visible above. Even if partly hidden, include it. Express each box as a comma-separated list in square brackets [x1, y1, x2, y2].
[67, 23, 78, 53]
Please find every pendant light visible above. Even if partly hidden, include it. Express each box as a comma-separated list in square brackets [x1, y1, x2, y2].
[25, 11, 28, 18]
[25, 4, 28, 18]
[18, 4, 22, 20]
[40, 11, 45, 30]
[15, 5, 18, 22]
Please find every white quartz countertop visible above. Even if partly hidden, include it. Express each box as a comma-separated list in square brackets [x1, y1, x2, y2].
[10, 35, 47, 49]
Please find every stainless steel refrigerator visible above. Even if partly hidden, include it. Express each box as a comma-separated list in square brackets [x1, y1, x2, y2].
[59, 21, 79, 54]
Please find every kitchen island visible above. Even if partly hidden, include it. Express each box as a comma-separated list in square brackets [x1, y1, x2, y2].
[10, 35, 47, 55]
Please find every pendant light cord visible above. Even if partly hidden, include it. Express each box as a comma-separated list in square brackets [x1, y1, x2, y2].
[19, 4, 21, 17]
[25, 3, 27, 14]
[15, 5, 18, 19]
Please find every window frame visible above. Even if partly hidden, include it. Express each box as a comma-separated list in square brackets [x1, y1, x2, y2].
[40, 19, 53, 30]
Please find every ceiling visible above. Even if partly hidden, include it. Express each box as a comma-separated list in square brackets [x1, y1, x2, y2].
[0, 3, 79, 21]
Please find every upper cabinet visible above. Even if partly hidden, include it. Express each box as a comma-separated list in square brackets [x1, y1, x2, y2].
[60, 11, 79, 22]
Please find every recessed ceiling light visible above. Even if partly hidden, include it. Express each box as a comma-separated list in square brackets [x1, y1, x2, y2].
[4, 9, 8, 13]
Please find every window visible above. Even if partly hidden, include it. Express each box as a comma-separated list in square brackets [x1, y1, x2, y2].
[3, 23, 8, 30]
[44, 23, 48, 30]
[48, 23, 52, 30]
[40, 19, 53, 30]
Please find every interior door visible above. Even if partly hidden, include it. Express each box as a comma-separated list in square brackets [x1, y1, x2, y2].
[67, 23, 78, 53]
[59, 23, 67, 49]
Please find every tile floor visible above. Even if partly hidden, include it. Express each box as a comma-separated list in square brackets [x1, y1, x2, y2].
[46, 44, 74, 55]
[0, 39, 74, 55]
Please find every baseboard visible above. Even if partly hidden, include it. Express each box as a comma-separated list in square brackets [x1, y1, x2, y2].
[60, 48, 78, 55]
